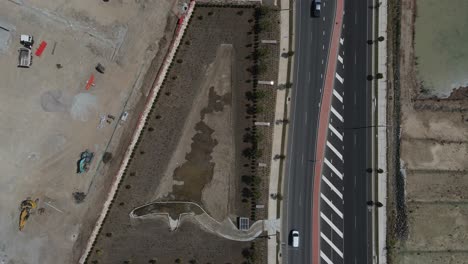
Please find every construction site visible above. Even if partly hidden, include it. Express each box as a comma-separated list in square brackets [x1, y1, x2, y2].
[387, 0, 468, 263]
[86, 4, 280, 264]
[0, 0, 180, 263]
[0, 0, 280, 263]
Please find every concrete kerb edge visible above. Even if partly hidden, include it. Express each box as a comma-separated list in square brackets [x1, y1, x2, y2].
[77, 2, 196, 263]
[269, 0, 292, 263]
[376, 0, 388, 263]
[376, 0, 387, 264]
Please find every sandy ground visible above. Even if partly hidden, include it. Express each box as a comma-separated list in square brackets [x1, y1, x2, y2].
[87, 6, 264, 263]
[388, 0, 468, 263]
[0, 0, 177, 263]
[152, 44, 236, 221]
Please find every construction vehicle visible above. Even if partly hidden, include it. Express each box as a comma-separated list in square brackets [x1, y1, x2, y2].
[20, 34, 34, 48]
[18, 47, 32, 68]
[77, 150, 94, 173]
[19, 199, 37, 231]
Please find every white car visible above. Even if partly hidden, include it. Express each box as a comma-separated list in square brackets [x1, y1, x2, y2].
[291, 230, 300, 248]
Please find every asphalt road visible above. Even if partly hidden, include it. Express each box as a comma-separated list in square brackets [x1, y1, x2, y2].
[283, 0, 374, 263]
[282, 0, 335, 263]
[341, 0, 374, 263]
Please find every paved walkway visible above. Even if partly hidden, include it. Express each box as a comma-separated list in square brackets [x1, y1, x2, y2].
[267, 0, 293, 262]
[130, 201, 277, 241]
[375, 0, 388, 263]
[312, 0, 344, 262]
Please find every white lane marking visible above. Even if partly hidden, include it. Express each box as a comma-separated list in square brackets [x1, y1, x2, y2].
[321, 251, 334, 264]
[321, 74, 323, 79]
[323, 30, 325, 36]
[321, 211, 344, 237]
[323, 175, 343, 199]
[323, 1, 326, 7]
[340, 37, 344, 44]
[327, 141, 343, 161]
[329, 123, 343, 141]
[324, 158, 343, 179]
[338, 54, 343, 64]
[323, 44, 325, 50]
[323, 17, 326, 21]
[321, 193, 344, 218]
[354, 52, 357, 64]
[322, 59, 324, 64]
[331, 106, 344, 122]
[333, 89, 343, 103]
[321, 232, 344, 258]
[335, 73, 344, 84]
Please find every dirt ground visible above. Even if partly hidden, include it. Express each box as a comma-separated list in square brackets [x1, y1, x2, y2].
[387, 0, 468, 263]
[87, 6, 278, 264]
[0, 0, 179, 263]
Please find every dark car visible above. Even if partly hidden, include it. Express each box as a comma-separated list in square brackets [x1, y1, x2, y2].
[312, 0, 321, 17]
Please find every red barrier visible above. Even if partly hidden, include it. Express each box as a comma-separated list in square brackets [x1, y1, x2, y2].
[35, 41, 47, 57]
[85, 75, 95, 90]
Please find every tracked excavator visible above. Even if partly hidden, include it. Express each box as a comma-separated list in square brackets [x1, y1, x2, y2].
[19, 199, 37, 231]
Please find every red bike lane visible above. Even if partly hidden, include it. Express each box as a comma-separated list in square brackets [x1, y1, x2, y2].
[312, 0, 344, 263]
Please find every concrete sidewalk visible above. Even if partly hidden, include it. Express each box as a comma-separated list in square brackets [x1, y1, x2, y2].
[266, 0, 293, 263]
[375, 0, 388, 263]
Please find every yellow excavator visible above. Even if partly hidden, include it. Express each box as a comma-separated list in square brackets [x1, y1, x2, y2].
[19, 199, 37, 231]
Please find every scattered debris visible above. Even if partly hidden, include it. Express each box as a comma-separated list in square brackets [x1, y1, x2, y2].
[51, 41, 57, 55]
[72, 192, 86, 204]
[102, 152, 113, 164]
[77, 150, 94, 173]
[95, 63, 105, 74]
[120, 111, 129, 122]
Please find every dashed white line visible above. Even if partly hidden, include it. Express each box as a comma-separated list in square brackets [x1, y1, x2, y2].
[335, 72, 344, 83]
[338, 54, 343, 64]
[321, 232, 344, 258]
[327, 141, 343, 161]
[321, 193, 344, 218]
[340, 37, 344, 44]
[323, 175, 343, 199]
[333, 89, 343, 103]
[321, 211, 344, 237]
[324, 158, 343, 179]
[321, 250, 334, 264]
[323, 30, 325, 36]
[329, 123, 343, 141]
[331, 106, 344, 122]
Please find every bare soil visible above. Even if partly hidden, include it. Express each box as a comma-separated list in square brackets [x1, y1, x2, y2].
[87, 5, 280, 264]
[387, 0, 468, 263]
